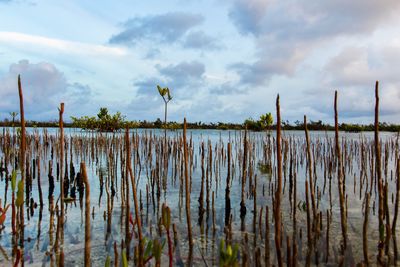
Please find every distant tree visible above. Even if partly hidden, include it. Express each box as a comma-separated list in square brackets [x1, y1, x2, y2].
[259, 113, 273, 130]
[9, 111, 18, 127]
[97, 107, 110, 120]
[244, 117, 262, 131]
[71, 107, 125, 132]
[154, 118, 163, 128]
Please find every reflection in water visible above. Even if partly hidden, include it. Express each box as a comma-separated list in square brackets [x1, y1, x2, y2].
[0, 128, 398, 266]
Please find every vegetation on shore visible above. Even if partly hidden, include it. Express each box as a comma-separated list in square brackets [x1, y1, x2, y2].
[1, 114, 400, 132]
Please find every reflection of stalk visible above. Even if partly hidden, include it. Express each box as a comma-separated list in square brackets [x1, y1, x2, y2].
[363, 193, 370, 265]
[81, 162, 91, 267]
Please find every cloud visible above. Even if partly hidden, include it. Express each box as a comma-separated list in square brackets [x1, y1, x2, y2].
[109, 12, 204, 45]
[156, 60, 205, 82]
[306, 44, 400, 120]
[0, 31, 127, 56]
[228, 0, 270, 36]
[230, 0, 400, 38]
[182, 30, 221, 50]
[227, 0, 400, 87]
[229, 38, 309, 86]
[144, 48, 161, 59]
[133, 76, 166, 96]
[0, 60, 93, 120]
[133, 60, 205, 103]
[131, 60, 207, 119]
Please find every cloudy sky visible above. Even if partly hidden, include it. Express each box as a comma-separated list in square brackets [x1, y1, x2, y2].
[1, 0, 400, 124]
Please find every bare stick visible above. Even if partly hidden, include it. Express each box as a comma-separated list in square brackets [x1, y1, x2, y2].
[375, 81, 385, 264]
[18, 75, 26, 267]
[183, 118, 193, 254]
[334, 90, 347, 249]
[275, 95, 283, 267]
[81, 162, 91, 267]
[58, 103, 65, 267]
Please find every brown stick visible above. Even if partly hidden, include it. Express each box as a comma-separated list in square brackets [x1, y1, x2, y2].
[334, 90, 347, 249]
[18, 75, 26, 267]
[275, 94, 283, 267]
[374, 81, 385, 264]
[240, 127, 248, 222]
[183, 118, 193, 253]
[81, 162, 91, 267]
[265, 206, 270, 267]
[58, 103, 65, 267]
[126, 130, 144, 266]
[363, 193, 370, 265]
[392, 157, 399, 261]
[304, 116, 317, 218]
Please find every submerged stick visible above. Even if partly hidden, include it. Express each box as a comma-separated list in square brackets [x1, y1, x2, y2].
[58, 103, 65, 267]
[18, 75, 26, 267]
[334, 90, 347, 250]
[81, 162, 91, 267]
[374, 81, 385, 264]
[275, 94, 283, 267]
[363, 193, 370, 265]
[126, 129, 143, 266]
[183, 118, 193, 254]
[392, 157, 399, 261]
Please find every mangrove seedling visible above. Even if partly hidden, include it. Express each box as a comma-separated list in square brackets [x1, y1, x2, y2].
[157, 85, 172, 138]
[122, 249, 128, 267]
[152, 238, 165, 267]
[142, 237, 166, 266]
[219, 239, 239, 267]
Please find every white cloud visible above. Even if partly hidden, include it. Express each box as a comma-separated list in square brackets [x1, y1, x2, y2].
[0, 31, 127, 56]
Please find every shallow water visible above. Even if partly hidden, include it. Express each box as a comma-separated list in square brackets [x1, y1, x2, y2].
[0, 128, 399, 266]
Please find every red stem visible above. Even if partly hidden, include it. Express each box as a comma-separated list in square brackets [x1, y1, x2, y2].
[167, 229, 173, 267]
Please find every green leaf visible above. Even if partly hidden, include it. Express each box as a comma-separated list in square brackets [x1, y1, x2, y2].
[11, 170, 17, 192]
[379, 224, 385, 239]
[16, 180, 24, 207]
[122, 249, 128, 267]
[144, 238, 153, 259]
[105, 255, 111, 267]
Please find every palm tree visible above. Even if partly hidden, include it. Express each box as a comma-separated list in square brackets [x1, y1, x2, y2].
[157, 85, 172, 139]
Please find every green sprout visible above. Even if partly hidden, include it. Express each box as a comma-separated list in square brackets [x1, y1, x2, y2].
[219, 240, 239, 267]
[157, 85, 172, 138]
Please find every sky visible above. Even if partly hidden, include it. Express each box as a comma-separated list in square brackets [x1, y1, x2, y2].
[1, 0, 400, 124]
